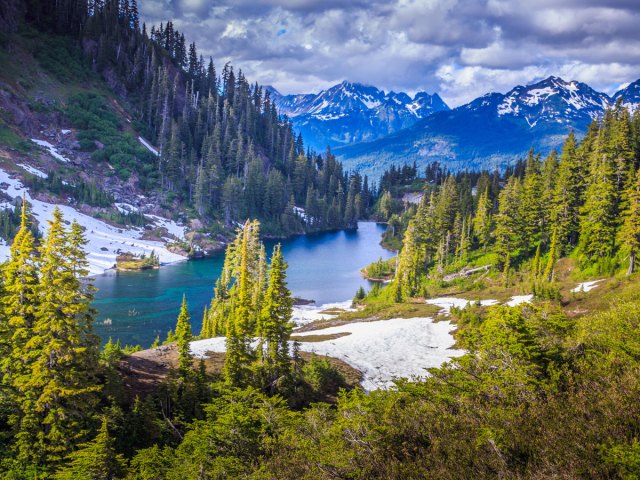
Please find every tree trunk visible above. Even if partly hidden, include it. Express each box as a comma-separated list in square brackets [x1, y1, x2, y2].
[627, 252, 636, 276]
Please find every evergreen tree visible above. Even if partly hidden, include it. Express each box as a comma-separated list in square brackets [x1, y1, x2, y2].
[519, 151, 543, 249]
[393, 221, 421, 300]
[473, 187, 492, 253]
[620, 170, 640, 275]
[54, 418, 126, 480]
[578, 155, 617, 261]
[175, 295, 193, 376]
[18, 208, 100, 465]
[494, 177, 522, 267]
[551, 131, 582, 252]
[1, 198, 38, 390]
[256, 244, 294, 389]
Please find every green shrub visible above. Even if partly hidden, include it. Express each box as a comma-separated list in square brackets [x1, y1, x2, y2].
[303, 355, 345, 392]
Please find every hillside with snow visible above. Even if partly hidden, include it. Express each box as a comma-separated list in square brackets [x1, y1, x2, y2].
[0, 165, 186, 275]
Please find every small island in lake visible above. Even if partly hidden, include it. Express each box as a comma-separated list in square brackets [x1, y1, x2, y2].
[116, 251, 160, 271]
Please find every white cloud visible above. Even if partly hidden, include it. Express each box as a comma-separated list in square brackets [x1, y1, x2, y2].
[140, 0, 640, 107]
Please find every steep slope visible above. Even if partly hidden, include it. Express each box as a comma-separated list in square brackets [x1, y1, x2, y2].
[336, 76, 625, 178]
[0, 3, 371, 272]
[270, 81, 449, 151]
[0, 30, 190, 273]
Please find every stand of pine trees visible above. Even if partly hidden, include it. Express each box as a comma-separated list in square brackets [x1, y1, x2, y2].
[199, 220, 296, 393]
[0, 202, 101, 474]
[9, 0, 374, 239]
[384, 103, 640, 300]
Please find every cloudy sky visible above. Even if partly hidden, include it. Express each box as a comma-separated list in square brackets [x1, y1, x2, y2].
[140, 0, 640, 107]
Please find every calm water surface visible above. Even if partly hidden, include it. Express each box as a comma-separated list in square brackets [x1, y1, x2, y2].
[93, 222, 393, 346]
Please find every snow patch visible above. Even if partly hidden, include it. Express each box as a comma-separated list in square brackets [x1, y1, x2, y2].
[138, 137, 159, 157]
[17, 163, 47, 179]
[291, 300, 355, 326]
[426, 297, 498, 315]
[506, 294, 533, 307]
[144, 214, 185, 239]
[114, 203, 139, 214]
[30, 138, 71, 163]
[571, 279, 603, 293]
[292, 206, 308, 222]
[524, 87, 557, 106]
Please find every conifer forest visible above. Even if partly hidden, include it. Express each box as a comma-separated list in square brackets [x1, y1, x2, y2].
[1, 0, 640, 479]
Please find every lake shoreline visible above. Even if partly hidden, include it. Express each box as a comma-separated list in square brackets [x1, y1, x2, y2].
[93, 222, 394, 347]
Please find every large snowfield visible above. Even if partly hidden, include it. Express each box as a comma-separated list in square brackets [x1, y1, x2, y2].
[0, 167, 186, 274]
[190, 315, 465, 391]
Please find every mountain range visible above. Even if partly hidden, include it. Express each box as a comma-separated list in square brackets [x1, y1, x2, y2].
[267, 82, 449, 151]
[271, 76, 640, 178]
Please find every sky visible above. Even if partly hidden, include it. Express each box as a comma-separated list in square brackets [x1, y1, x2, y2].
[140, 0, 640, 107]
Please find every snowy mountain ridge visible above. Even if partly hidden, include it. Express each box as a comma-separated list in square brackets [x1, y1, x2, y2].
[335, 75, 640, 179]
[267, 81, 449, 151]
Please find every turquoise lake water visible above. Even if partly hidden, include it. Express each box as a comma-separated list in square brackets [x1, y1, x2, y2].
[92, 222, 394, 347]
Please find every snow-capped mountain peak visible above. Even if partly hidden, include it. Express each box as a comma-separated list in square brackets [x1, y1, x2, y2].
[488, 76, 611, 127]
[270, 81, 449, 150]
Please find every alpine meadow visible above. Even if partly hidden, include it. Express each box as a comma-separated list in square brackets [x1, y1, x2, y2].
[2, 1, 640, 479]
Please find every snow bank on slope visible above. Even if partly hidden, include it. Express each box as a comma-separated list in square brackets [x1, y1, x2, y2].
[18, 163, 48, 178]
[426, 297, 498, 314]
[0, 168, 186, 275]
[31, 138, 71, 163]
[145, 214, 185, 239]
[190, 316, 464, 391]
[571, 280, 603, 293]
[138, 137, 159, 156]
[506, 294, 534, 306]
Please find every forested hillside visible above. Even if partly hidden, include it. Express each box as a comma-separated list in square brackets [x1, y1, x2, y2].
[373, 102, 640, 299]
[0, 0, 373, 243]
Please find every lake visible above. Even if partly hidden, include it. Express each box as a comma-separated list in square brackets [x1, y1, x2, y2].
[93, 222, 394, 347]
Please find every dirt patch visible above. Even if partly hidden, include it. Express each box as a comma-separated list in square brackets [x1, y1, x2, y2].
[291, 332, 352, 342]
[119, 342, 362, 398]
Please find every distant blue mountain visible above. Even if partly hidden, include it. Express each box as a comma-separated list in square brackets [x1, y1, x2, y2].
[614, 78, 640, 108]
[267, 81, 449, 152]
[332, 76, 640, 179]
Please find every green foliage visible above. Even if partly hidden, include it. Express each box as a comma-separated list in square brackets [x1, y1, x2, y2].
[32, 35, 88, 83]
[363, 256, 395, 279]
[175, 295, 193, 377]
[54, 418, 126, 480]
[27, 171, 114, 207]
[65, 92, 158, 185]
[353, 285, 366, 303]
[302, 356, 346, 393]
[0, 205, 101, 469]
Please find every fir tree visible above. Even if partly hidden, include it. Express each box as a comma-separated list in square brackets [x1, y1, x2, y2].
[19, 208, 101, 465]
[551, 131, 582, 251]
[0, 198, 38, 390]
[393, 221, 421, 300]
[519, 151, 544, 249]
[473, 187, 492, 253]
[54, 418, 126, 480]
[578, 155, 617, 262]
[620, 170, 640, 275]
[175, 295, 193, 376]
[256, 244, 294, 389]
[494, 177, 522, 267]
